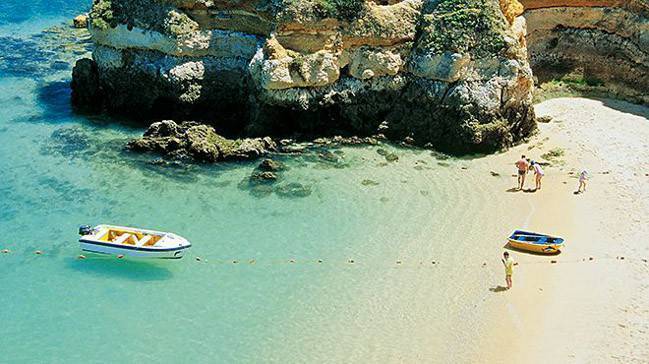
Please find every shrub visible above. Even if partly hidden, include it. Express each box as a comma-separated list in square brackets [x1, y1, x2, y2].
[315, 0, 365, 21]
[90, 0, 115, 30]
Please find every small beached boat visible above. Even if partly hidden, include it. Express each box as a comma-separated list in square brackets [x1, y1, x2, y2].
[78, 224, 191, 259]
[507, 230, 565, 254]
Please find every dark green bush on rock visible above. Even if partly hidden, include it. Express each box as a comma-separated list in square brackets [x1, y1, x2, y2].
[89, 0, 115, 30]
[418, 0, 509, 58]
[278, 0, 366, 22]
[314, 0, 365, 21]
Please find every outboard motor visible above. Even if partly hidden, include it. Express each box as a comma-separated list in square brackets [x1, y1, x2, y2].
[78, 225, 93, 236]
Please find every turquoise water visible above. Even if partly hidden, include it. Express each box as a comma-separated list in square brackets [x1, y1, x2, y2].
[0, 3, 530, 362]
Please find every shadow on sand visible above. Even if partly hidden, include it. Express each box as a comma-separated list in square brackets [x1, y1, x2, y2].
[65, 256, 173, 281]
[489, 285, 509, 293]
[600, 98, 649, 120]
[505, 187, 539, 193]
[503, 243, 561, 256]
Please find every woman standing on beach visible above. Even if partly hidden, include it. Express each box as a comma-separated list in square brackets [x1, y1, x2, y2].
[530, 161, 544, 191]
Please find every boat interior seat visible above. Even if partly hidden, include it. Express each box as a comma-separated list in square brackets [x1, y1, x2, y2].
[136, 235, 153, 247]
[113, 233, 131, 245]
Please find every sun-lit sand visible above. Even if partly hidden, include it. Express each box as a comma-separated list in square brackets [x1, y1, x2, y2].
[477, 97, 649, 363]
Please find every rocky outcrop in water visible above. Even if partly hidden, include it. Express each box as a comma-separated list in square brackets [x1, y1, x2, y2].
[521, 0, 649, 104]
[72, 0, 538, 153]
[127, 120, 277, 162]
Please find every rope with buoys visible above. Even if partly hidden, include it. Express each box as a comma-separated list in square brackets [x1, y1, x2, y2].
[1, 248, 647, 267]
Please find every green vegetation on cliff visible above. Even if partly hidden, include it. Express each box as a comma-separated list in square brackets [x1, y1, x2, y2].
[89, 0, 115, 30]
[90, 0, 198, 36]
[314, 0, 365, 21]
[420, 0, 509, 57]
[276, 0, 366, 22]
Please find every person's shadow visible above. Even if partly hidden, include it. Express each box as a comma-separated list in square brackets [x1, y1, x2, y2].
[489, 285, 509, 293]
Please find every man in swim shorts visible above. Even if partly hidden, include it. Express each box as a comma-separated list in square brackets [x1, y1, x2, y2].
[515, 155, 529, 190]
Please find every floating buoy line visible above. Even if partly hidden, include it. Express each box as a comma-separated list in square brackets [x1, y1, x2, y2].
[0, 248, 647, 267]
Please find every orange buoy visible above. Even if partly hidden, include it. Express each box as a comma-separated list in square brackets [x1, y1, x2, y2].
[77, 255, 86, 259]
[35, 250, 43, 255]
[117, 254, 124, 259]
[1, 249, 9, 254]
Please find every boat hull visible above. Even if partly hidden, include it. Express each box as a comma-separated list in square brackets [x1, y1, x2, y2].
[507, 239, 563, 254]
[80, 241, 188, 259]
[507, 230, 564, 254]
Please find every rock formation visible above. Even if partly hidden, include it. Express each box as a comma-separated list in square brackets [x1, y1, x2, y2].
[72, 0, 538, 154]
[520, 0, 649, 104]
[127, 120, 277, 162]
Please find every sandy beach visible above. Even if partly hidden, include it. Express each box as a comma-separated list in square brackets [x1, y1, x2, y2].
[478, 97, 649, 363]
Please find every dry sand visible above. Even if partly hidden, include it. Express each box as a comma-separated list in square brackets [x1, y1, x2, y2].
[478, 98, 649, 363]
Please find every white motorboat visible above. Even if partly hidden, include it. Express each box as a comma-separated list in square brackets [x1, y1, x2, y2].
[78, 224, 191, 259]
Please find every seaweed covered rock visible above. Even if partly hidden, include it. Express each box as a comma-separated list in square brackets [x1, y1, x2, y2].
[258, 158, 285, 172]
[73, 0, 539, 154]
[127, 120, 277, 162]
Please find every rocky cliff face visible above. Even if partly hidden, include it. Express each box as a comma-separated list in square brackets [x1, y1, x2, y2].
[72, 0, 537, 153]
[521, 0, 649, 104]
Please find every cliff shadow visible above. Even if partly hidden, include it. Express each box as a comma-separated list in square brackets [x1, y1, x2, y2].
[599, 98, 649, 120]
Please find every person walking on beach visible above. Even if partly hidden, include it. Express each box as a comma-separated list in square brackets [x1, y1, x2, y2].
[502, 252, 517, 289]
[577, 169, 589, 194]
[530, 160, 544, 191]
[515, 155, 529, 190]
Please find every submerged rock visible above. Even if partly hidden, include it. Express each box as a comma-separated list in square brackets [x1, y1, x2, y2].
[385, 153, 399, 162]
[127, 121, 277, 163]
[43, 126, 91, 157]
[251, 171, 278, 182]
[257, 158, 285, 172]
[361, 179, 380, 186]
[274, 182, 312, 198]
[318, 151, 341, 163]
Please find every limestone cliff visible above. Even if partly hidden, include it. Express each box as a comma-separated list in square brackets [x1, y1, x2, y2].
[72, 0, 537, 153]
[520, 0, 649, 103]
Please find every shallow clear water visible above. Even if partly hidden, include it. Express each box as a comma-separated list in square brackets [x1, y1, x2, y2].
[0, 3, 531, 362]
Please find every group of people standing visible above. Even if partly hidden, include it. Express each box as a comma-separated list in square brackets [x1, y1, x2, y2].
[514, 154, 590, 193]
[515, 155, 544, 191]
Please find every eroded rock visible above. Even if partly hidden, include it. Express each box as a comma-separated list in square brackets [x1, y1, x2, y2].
[72, 0, 546, 154]
[127, 120, 277, 163]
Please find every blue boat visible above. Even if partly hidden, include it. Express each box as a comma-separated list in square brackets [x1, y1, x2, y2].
[507, 230, 565, 254]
